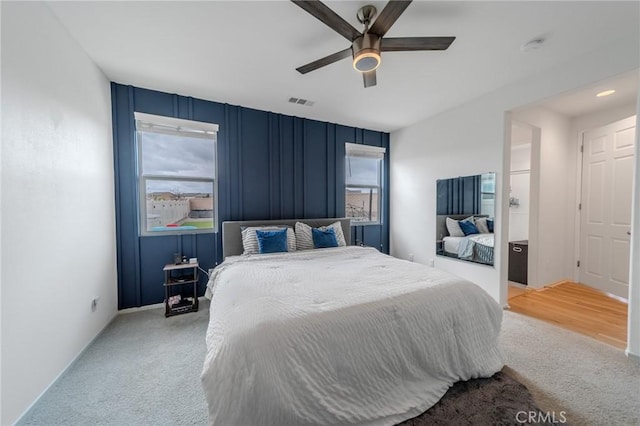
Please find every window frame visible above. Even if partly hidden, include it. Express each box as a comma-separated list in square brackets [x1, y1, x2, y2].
[345, 143, 386, 226]
[134, 112, 219, 237]
[480, 172, 496, 217]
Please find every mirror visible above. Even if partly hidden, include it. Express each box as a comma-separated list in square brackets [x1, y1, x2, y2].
[435, 173, 496, 266]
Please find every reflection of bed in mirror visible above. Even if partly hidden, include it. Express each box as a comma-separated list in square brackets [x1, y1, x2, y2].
[435, 172, 496, 266]
[436, 214, 494, 265]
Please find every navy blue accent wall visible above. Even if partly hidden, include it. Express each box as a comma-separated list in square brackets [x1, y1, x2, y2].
[436, 175, 481, 216]
[111, 83, 390, 309]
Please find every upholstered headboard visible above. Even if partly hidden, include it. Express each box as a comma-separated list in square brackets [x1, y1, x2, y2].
[435, 214, 488, 240]
[222, 218, 351, 259]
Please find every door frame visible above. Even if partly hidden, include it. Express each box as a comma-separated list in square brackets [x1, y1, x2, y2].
[573, 131, 585, 284]
[505, 119, 542, 288]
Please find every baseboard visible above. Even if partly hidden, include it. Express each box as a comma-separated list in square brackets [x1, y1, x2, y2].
[541, 281, 629, 304]
[118, 297, 207, 314]
[625, 349, 640, 362]
[603, 291, 628, 304]
[570, 281, 629, 304]
[13, 310, 119, 425]
[14, 297, 208, 423]
[544, 280, 571, 288]
[118, 302, 165, 314]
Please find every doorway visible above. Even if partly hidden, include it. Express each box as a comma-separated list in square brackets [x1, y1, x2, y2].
[506, 121, 539, 292]
[504, 71, 638, 349]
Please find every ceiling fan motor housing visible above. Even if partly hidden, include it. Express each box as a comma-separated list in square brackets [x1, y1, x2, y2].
[352, 34, 381, 72]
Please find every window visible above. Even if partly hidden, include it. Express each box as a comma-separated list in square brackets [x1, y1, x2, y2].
[135, 112, 219, 235]
[345, 143, 386, 225]
[480, 172, 496, 218]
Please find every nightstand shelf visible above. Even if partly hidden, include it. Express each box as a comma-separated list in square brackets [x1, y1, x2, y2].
[163, 262, 199, 317]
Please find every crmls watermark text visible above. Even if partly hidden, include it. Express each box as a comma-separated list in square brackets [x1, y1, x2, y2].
[516, 411, 567, 424]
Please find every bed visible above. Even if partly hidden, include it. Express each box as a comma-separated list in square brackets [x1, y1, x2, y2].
[436, 215, 494, 265]
[201, 218, 503, 425]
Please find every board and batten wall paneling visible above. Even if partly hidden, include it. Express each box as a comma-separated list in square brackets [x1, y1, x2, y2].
[111, 83, 390, 309]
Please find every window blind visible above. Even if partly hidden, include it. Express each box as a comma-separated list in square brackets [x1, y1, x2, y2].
[134, 112, 218, 140]
[345, 142, 386, 159]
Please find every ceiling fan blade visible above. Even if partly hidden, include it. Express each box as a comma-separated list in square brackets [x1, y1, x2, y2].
[363, 70, 377, 88]
[368, 1, 413, 37]
[296, 48, 352, 74]
[381, 36, 456, 51]
[291, 0, 361, 41]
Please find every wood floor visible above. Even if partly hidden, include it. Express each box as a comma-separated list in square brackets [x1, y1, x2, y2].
[507, 282, 628, 349]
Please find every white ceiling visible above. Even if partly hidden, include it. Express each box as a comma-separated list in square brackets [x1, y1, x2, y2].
[540, 70, 639, 118]
[47, 1, 640, 132]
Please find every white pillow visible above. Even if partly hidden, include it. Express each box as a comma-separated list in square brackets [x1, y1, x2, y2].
[445, 217, 465, 237]
[295, 221, 346, 250]
[475, 217, 490, 234]
[241, 226, 296, 255]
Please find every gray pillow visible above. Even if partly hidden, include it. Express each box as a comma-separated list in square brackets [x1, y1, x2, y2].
[475, 217, 490, 234]
[295, 221, 346, 250]
[445, 217, 465, 237]
[241, 226, 296, 255]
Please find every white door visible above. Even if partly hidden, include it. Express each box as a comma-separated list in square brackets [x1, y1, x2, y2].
[580, 116, 636, 298]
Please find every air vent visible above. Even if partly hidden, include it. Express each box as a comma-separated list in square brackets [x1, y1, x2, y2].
[288, 97, 315, 107]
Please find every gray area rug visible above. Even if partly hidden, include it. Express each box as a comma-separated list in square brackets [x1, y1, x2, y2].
[18, 301, 640, 425]
[399, 369, 549, 426]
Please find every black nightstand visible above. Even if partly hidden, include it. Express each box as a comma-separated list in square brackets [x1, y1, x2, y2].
[163, 262, 199, 317]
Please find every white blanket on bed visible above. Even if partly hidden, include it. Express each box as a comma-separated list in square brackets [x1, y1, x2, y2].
[458, 234, 494, 259]
[202, 246, 503, 426]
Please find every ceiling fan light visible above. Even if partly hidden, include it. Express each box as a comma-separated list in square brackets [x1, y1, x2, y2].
[352, 34, 381, 73]
[353, 50, 381, 72]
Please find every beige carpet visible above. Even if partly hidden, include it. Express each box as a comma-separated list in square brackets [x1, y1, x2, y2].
[500, 310, 640, 425]
[18, 303, 640, 425]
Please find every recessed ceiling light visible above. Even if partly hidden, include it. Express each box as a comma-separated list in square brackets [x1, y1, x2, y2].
[596, 90, 616, 97]
[520, 38, 545, 52]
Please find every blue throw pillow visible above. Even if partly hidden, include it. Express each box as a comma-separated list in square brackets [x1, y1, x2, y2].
[487, 219, 494, 233]
[312, 227, 338, 249]
[256, 229, 288, 254]
[459, 219, 479, 236]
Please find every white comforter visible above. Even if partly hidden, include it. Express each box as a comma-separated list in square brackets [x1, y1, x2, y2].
[202, 246, 503, 426]
[458, 234, 494, 260]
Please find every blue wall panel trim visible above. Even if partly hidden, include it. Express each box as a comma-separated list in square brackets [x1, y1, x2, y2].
[111, 84, 125, 309]
[111, 83, 390, 309]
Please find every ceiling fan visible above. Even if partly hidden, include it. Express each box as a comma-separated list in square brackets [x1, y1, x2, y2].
[291, 0, 455, 88]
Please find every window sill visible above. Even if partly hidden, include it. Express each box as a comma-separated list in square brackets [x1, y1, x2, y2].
[140, 229, 217, 237]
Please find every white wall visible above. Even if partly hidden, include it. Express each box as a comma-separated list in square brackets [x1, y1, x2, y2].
[512, 107, 574, 288]
[391, 106, 504, 301]
[572, 103, 638, 135]
[390, 33, 639, 314]
[0, 1, 4, 416]
[1, 3, 117, 424]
